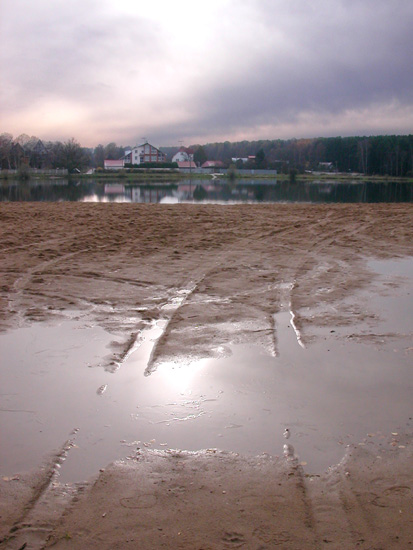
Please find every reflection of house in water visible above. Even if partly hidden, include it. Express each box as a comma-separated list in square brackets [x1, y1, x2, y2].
[131, 187, 142, 202]
[177, 181, 257, 202]
[176, 183, 194, 201]
[318, 184, 333, 194]
[130, 186, 176, 203]
[1, 179, 411, 203]
[104, 184, 125, 195]
[177, 182, 217, 201]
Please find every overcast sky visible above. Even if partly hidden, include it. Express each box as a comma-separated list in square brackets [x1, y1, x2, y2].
[1, 0, 412, 147]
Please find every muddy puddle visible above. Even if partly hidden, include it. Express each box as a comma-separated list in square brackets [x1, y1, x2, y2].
[0, 257, 412, 482]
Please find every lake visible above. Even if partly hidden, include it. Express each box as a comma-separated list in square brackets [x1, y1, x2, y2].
[1, 178, 412, 203]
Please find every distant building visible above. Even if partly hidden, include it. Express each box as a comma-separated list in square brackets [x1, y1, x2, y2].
[123, 142, 166, 165]
[29, 139, 48, 168]
[231, 157, 248, 164]
[317, 162, 335, 172]
[10, 143, 28, 168]
[177, 161, 197, 170]
[104, 159, 125, 170]
[201, 160, 225, 169]
[172, 147, 194, 163]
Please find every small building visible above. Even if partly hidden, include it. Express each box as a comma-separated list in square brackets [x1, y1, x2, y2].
[124, 142, 166, 165]
[104, 159, 125, 170]
[29, 140, 48, 168]
[172, 147, 194, 163]
[317, 162, 335, 172]
[177, 161, 197, 170]
[10, 142, 27, 168]
[201, 160, 225, 169]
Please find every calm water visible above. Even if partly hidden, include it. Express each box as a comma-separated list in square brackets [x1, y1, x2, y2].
[1, 178, 412, 203]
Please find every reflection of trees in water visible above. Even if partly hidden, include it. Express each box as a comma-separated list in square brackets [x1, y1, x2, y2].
[0, 179, 412, 203]
[193, 185, 208, 201]
[253, 187, 265, 201]
[243, 182, 413, 203]
[0, 180, 105, 202]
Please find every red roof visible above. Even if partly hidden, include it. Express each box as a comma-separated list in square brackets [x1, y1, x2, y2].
[177, 161, 197, 168]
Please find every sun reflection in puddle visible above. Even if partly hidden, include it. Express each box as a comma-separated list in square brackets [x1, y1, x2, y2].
[155, 360, 208, 392]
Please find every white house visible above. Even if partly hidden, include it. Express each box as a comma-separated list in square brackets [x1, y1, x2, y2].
[172, 146, 194, 163]
[124, 142, 166, 165]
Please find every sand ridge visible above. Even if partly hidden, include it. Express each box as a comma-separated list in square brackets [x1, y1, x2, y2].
[1, 203, 412, 368]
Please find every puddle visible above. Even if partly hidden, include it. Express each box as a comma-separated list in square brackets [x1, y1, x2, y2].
[0, 321, 113, 476]
[0, 257, 412, 481]
[365, 257, 413, 334]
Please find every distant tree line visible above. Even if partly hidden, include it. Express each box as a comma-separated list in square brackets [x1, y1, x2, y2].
[0, 134, 129, 174]
[1, 133, 412, 176]
[0, 134, 90, 173]
[192, 135, 413, 176]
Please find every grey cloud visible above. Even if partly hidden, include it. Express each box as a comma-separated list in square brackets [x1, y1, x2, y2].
[0, 0, 164, 108]
[161, 0, 413, 140]
[1, 0, 412, 144]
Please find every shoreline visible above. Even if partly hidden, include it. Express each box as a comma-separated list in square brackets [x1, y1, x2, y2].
[1, 171, 413, 184]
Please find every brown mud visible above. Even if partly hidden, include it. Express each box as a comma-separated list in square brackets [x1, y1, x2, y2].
[0, 202, 412, 548]
[1, 203, 412, 368]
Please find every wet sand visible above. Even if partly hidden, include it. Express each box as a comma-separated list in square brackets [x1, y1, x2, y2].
[1, 202, 412, 548]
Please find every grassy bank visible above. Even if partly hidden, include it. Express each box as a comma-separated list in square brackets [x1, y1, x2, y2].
[1, 170, 412, 184]
[76, 172, 413, 183]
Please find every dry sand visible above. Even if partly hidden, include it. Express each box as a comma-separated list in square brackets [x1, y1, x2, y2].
[0, 202, 412, 549]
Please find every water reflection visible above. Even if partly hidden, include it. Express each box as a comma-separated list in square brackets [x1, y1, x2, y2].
[156, 361, 207, 392]
[1, 178, 412, 203]
[0, 258, 412, 481]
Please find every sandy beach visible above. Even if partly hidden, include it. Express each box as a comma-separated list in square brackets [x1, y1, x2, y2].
[1, 202, 412, 549]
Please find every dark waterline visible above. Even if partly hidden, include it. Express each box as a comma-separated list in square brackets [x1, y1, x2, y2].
[1, 178, 412, 203]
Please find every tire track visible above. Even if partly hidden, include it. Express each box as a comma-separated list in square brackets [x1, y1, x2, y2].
[8, 242, 118, 327]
